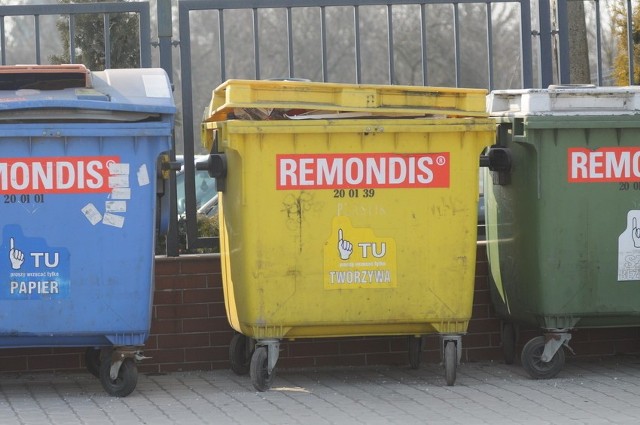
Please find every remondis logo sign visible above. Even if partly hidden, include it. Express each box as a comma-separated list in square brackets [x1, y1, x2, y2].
[276, 152, 450, 190]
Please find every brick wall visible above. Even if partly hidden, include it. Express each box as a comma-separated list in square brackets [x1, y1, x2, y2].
[1, 244, 639, 374]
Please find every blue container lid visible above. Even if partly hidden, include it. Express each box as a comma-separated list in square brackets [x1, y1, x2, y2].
[0, 66, 175, 120]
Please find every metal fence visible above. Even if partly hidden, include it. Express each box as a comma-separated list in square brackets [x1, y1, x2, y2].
[0, 0, 635, 255]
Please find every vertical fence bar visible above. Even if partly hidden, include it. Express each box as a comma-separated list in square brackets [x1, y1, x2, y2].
[287, 7, 294, 77]
[453, 3, 460, 87]
[103, 14, 111, 69]
[538, 0, 553, 86]
[520, 0, 533, 87]
[34, 15, 41, 64]
[420, 3, 428, 86]
[486, 3, 494, 90]
[627, 0, 635, 84]
[157, 0, 178, 256]
[0, 17, 5, 65]
[320, 6, 328, 81]
[354, 5, 362, 84]
[594, 0, 602, 85]
[253, 8, 260, 79]
[387, 4, 395, 84]
[219, 10, 226, 82]
[138, 4, 151, 67]
[69, 15, 76, 64]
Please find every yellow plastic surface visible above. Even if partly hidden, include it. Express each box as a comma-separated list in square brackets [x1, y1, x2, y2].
[203, 79, 489, 124]
[214, 117, 494, 339]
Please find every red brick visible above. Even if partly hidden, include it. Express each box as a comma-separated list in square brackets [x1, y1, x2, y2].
[472, 289, 492, 306]
[587, 327, 639, 342]
[156, 274, 208, 291]
[150, 319, 182, 335]
[183, 288, 217, 304]
[143, 348, 185, 364]
[472, 304, 490, 319]
[179, 255, 219, 274]
[153, 290, 183, 305]
[210, 317, 234, 332]
[182, 318, 218, 333]
[0, 356, 28, 372]
[288, 340, 341, 357]
[339, 338, 390, 355]
[462, 333, 492, 348]
[154, 258, 181, 275]
[28, 353, 82, 371]
[157, 333, 211, 349]
[209, 302, 228, 318]
[613, 339, 640, 354]
[144, 335, 158, 350]
[155, 303, 209, 320]
[467, 317, 501, 333]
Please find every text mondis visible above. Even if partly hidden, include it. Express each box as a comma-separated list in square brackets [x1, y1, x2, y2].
[0, 156, 118, 194]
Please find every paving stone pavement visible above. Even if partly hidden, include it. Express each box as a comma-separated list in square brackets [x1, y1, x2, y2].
[1, 356, 640, 424]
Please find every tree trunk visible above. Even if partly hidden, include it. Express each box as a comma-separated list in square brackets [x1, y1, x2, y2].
[568, 1, 591, 84]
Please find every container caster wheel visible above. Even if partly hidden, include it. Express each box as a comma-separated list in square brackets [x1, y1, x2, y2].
[85, 347, 101, 378]
[521, 336, 565, 379]
[501, 322, 517, 365]
[250, 346, 275, 392]
[99, 351, 138, 397]
[408, 336, 422, 370]
[229, 334, 252, 375]
[444, 340, 457, 386]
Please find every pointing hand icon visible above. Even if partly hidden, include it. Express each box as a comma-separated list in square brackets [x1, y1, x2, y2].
[9, 238, 24, 270]
[337, 229, 353, 260]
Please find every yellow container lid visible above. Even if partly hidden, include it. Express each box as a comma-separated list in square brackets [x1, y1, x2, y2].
[203, 79, 489, 122]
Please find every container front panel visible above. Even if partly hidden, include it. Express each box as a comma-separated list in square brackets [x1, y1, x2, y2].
[0, 131, 169, 346]
[486, 121, 640, 329]
[218, 119, 494, 338]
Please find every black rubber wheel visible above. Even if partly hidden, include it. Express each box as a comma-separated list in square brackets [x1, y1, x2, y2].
[521, 336, 565, 380]
[85, 347, 101, 378]
[408, 336, 422, 370]
[99, 355, 138, 397]
[501, 322, 517, 365]
[444, 341, 457, 386]
[250, 346, 275, 392]
[229, 334, 252, 376]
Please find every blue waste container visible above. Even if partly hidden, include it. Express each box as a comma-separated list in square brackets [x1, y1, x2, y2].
[0, 65, 175, 396]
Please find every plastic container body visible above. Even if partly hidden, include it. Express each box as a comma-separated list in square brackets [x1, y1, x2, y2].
[203, 80, 494, 340]
[0, 67, 175, 348]
[486, 86, 640, 330]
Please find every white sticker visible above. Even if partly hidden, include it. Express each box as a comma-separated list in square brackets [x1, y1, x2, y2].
[82, 203, 102, 225]
[142, 74, 171, 98]
[109, 175, 129, 188]
[103, 213, 125, 228]
[111, 188, 131, 200]
[618, 210, 640, 281]
[137, 164, 150, 186]
[106, 201, 127, 213]
[109, 163, 130, 175]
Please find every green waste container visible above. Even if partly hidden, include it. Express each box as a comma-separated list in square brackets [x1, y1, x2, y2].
[484, 85, 640, 379]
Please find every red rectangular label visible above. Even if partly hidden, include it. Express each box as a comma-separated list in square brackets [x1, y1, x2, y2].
[568, 147, 640, 183]
[276, 153, 450, 190]
[0, 156, 119, 194]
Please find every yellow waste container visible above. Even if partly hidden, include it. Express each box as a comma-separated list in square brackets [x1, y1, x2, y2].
[200, 80, 495, 390]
